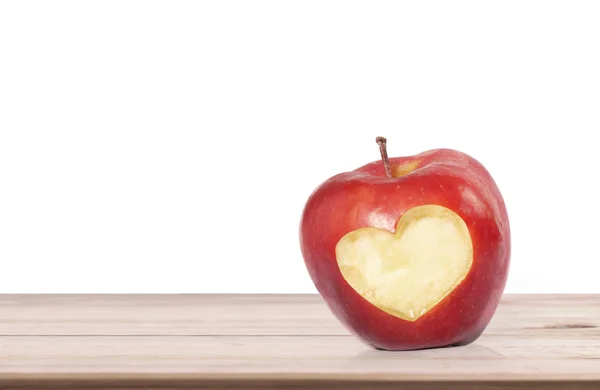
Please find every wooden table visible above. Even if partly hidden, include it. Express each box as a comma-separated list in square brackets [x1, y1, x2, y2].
[0, 294, 599, 389]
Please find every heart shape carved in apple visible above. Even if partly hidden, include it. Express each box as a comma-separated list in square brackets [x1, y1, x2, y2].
[335, 204, 473, 321]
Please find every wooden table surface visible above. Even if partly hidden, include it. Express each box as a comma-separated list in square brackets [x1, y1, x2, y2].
[0, 294, 599, 389]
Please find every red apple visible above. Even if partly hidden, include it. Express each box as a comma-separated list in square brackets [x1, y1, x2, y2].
[299, 137, 510, 351]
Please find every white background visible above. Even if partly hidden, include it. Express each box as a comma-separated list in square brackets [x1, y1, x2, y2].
[1, 1, 599, 293]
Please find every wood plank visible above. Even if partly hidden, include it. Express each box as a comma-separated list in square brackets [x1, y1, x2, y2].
[1, 294, 599, 336]
[0, 294, 345, 336]
[0, 294, 599, 389]
[2, 378, 600, 390]
[2, 335, 600, 369]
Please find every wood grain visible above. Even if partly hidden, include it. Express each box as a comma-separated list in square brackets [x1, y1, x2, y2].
[0, 294, 599, 389]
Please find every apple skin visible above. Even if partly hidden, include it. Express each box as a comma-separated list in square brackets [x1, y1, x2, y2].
[299, 148, 510, 351]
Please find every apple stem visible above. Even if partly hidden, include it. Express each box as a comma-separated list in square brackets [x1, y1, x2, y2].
[376, 136, 392, 178]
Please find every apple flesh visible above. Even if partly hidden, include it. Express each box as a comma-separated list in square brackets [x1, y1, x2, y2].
[299, 147, 510, 351]
[336, 204, 473, 322]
